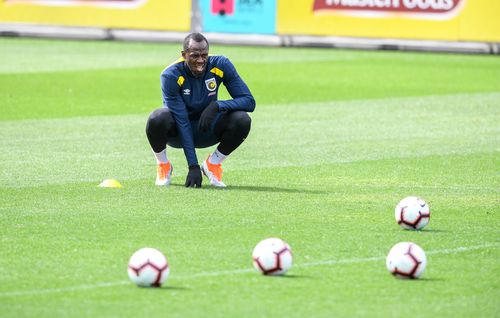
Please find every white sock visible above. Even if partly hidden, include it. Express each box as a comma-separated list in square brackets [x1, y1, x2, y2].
[153, 149, 169, 164]
[208, 149, 227, 165]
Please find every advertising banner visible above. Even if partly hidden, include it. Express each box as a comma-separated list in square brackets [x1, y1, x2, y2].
[278, 0, 500, 42]
[0, 0, 190, 31]
[312, 0, 464, 16]
[200, 0, 276, 34]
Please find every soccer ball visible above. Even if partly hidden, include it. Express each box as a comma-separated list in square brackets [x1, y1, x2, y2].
[386, 242, 427, 279]
[127, 247, 170, 287]
[395, 196, 430, 230]
[252, 238, 293, 276]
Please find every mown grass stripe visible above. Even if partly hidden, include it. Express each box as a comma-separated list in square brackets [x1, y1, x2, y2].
[1, 243, 497, 298]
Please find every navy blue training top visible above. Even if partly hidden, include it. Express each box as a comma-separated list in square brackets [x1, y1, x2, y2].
[161, 55, 255, 166]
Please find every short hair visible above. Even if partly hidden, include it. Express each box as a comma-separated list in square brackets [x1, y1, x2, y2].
[183, 33, 209, 51]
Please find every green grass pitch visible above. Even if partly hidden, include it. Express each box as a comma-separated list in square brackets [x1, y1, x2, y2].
[0, 37, 499, 317]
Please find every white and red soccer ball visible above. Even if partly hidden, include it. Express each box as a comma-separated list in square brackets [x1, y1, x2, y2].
[252, 238, 293, 276]
[395, 196, 430, 230]
[386, 242, 427, 279]
[128, 247, 170, 287]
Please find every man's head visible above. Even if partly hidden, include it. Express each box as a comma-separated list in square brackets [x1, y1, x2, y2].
[182, 33, 209, 78]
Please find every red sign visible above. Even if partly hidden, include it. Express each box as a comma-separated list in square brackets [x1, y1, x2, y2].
[211, 0, 235, 16]
[313, 0, 464, 14]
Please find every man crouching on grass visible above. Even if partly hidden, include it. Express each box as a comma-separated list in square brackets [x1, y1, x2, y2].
[146, 33, 255, 188]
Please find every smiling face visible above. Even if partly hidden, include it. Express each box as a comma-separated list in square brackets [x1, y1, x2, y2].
[182, 39, 209, 78]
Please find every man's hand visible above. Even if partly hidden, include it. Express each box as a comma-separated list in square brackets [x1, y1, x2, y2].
[198, 101, 219, 132]
[185, 165, 202, 188]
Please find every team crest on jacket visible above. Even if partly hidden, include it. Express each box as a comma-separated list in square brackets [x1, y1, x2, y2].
[205, 78, 217, 92]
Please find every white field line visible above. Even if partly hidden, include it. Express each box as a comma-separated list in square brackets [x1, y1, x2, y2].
[0, 243, 498, 298]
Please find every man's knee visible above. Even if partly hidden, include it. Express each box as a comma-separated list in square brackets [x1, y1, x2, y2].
[231, 111, 251, 135]
[147, 108, 173, 127]
[214, 111, 251, 141]
[146, 108, 176, 135]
